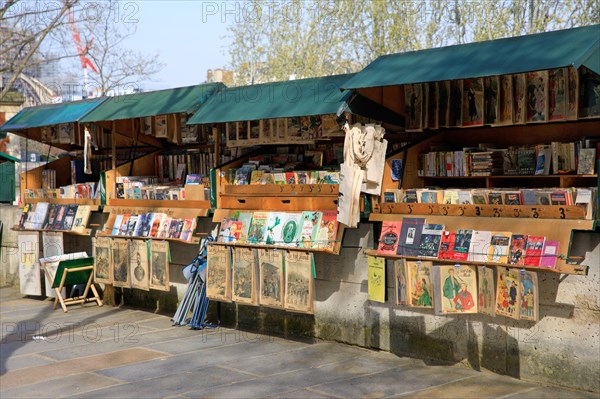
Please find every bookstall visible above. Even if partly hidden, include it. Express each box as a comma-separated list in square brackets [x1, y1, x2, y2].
[339, 24, 599, 318]
[187, 74, 404, 313]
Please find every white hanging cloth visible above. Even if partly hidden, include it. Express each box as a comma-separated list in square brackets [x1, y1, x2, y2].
[84, 126, 92, 175]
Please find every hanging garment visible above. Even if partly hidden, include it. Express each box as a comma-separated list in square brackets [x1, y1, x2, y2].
[337, 162, 363, 228]
[84, 127, 92, 175]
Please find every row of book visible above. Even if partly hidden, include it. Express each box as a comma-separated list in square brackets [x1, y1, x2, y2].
[383, 187, 597, 219]
[155, 150, 220, 181]
[19, 202, 92, 233]
[418, 142, 597, 177]
[218, 210, 339, 252]
[383, 259, 539, 321]
[110, 213, 197, 242]
[23, 182, 98, 200]
[231, 168, 340, 185]
[377, 218, 558, 268]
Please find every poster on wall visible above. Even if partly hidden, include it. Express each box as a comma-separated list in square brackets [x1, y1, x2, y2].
[94, 236, 113, 284]
[494, 74, 513, 125]
[519, 270, 539, 321]
[394, 259, 408, 305]
[462, 78, 484, 127]
[484, 76, 499, 124]
[477, 266, 496, 316]
[149, 240, 170, 292]
[130, 239, 149, 291]
[566, 67, 579, 120]
[513, 74, 527, 124]
[495, 266, 521, 319]
[525, 70, 549, 123]
[404, 83, 423, 131]
[439, 265, 478, 314]
[232, 247, 257, 305]
[284, 251, 314, 313]
[112, 238, 131, 288]
[548, 68, 567, 121]
[41, 232, 63, 297]
[406, 260, 434, 308]
[206, 244, 231, 301]
[258, 248, 284, 309]
[18, 232, 42, 296]
[367, 256, 385, 303]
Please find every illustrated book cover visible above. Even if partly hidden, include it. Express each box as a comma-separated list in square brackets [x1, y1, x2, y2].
[439, 264, 478, 314]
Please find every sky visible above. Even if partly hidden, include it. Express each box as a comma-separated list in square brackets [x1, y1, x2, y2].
[122, 1, 232, 91]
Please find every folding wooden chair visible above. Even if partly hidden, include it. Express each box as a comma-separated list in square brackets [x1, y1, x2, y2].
[52, 257, 103, 312]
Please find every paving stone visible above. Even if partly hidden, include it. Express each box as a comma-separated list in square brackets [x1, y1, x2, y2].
[223, 342, 369, 377]
[0, 372, 122, 398]
[313, 364, 476, 398]
[267, 387, 342, 399]
[68, 366, 254, 399]
[0, 347, 166, 390]
[394, 373, 537, 398]
[0, 353, 54, 373]
[503, 386, 600, 399]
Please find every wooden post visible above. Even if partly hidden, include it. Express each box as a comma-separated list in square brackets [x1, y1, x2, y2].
[213, 126, 220, 168]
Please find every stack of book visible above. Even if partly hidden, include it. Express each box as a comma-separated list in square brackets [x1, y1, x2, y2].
[19, 202, 92, 233]
[470, 151, 504, 176]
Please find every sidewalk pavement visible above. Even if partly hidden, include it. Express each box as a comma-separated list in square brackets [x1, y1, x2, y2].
[1, 286, 598, 399]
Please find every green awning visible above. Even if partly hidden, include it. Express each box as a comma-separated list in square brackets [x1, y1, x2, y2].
[188, 74, 357, 125]
[342, 24, 600, 90]
[0, 97, 107, 132]
[80, 83, 224, 123]
[0, 152, 20, 162]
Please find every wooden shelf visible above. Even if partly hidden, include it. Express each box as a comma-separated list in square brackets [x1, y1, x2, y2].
[11, 226, 93, 236]
[221, 184, 338, 197]
[419, 174, 598, 188]
[106, 198, 211, 210]
[363, 250, 577, 275]
[368, 214, 594, 275]
[420, 174, 598, 179]
[373, 202, 587, 220]
[23, 198, 101, 207]
[210, 241, 338, 254]
[95, 232, 203, 245]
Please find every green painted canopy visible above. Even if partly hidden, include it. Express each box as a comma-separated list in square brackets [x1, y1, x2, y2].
[188, 74, 357, 125]
[80, 83, 224, 123]
[0, 151, 20, 163]
[0, 97, 107, 132]
[342, 24, 600, 90]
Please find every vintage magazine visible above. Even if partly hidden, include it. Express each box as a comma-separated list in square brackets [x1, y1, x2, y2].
[406, 260, 434, 308]
[439, 265, 478, 314]
[284, 251, 314, 313]
[232, 247, 257, 305]
[394, 259, 408, 305]
[495, 266, 521, 319]
[112, 238, 131, 288]
[368, 256, 385, 303]
[94, 236, 113, 284]
[258, 248, 284, 309]
[477, 266, 496, 316]
[130, 239, 149, 291]
[206, 244, 231, 301]
[149, 240, 170, 291]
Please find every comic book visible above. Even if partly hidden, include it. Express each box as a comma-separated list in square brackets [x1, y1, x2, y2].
[508, 234, 528, 265]
[377, 221, 402, 256]
[524, 235, 545, 266]
[418, 224, 444, 258]
[487, 232, 512, 264]
[439, 265, 478, 314]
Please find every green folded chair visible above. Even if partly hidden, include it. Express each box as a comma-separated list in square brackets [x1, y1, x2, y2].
[51, 257, 103, 312]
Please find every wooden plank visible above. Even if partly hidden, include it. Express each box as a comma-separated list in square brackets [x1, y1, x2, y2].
[211, 241, 340, 255]
[95, 232, 202, 245]
[11, 226, 93, 236]
[102, 205, 209, 218]
[106, 199, 211, 211]
[220, 195, 338, 211]
[24, 198, 100, 206]
[367, 214, 593, 275]
[362, 249, 584, 274]
[376, 202, 587, 219]
[221, 184, 339, 197]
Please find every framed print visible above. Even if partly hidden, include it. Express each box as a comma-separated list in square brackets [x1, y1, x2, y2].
[94, 236, 112, 285]
[449, 80, 463, 126]
[258, 248, 284, 309]
[566, 67, 579, 120]
[579, 66, 600, 119]
[484, 76, 499, 124]
[155, 115, 168, 138]
[404, 83, 423, 131]
[284, 251, 314, 313]
[426, 82, 439, 130]
[406, 260, 434, 308]
[130, 239, 149, 291]
[232, 247, 257, 305]
[513, 74, 527, 124]
[143, 116, 153, 135]
[249, 120, 260, 144]
[525, 70, 549, 123]
[462, 78, 484, 126]
[260, 120, 272, 143]
[237, 121, 248, 144]
[226, 122, 237, 147]
[548, 68, 567, 121]
[149, 240, 170, 291]
[495, 75, 513, 125]
[112, 238, 131, 288]
[439, 264, 478, 314]
[206, 244, 231, 301]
